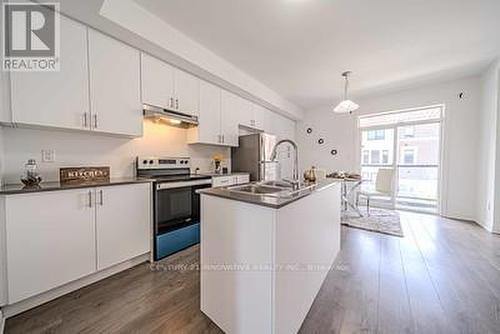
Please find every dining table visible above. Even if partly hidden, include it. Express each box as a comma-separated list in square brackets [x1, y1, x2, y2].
[329, 177, 364, 217]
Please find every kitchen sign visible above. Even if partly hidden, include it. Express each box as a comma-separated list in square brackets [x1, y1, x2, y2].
[59, 167, 110, 185]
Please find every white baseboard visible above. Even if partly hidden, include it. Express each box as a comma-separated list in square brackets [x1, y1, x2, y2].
[2, 253, 150, 319]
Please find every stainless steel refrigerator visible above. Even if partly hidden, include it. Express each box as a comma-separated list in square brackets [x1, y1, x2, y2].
[231, 133, 278, 181]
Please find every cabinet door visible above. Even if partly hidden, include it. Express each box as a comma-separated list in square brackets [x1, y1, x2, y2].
[212, 176, 234, 187]
[10, 17, 89, 130]
[5, 189, 96, 303]
[221, 90, 242, 147]
[88, 30, 142, 136]
[253, 104, 271, 132]
[174, 69, 199, 115]
[193, 81, 221, 145]
[141, 53, 175, 110]
[0, 64, 10, 123]
[237, 98, 254, 128]
[95, 184, 150, 270]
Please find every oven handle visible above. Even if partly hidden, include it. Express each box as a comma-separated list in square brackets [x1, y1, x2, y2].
[156, 179, 212, 190]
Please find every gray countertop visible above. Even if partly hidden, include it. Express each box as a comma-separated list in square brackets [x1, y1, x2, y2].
[0, 177, 154, 195]
[201, 172, 250, 177]
[198, 178, 340, 209]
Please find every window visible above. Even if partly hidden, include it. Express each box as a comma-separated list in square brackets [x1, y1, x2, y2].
[401, 126, 415, 138]
[362, 150, 369, 164]
[382, 150, 389, 164]
[367, 129, 385, 141]
[403, 148, 416, 164]
[371, 150, 381, 164]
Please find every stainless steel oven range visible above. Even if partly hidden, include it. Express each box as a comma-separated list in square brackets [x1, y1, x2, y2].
[136, 157, 212, 260]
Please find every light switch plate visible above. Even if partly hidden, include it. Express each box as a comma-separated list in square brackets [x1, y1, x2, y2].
[41, 149, 56, 163]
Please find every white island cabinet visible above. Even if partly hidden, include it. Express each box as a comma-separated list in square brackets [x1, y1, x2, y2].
[200, 182, 341, 334]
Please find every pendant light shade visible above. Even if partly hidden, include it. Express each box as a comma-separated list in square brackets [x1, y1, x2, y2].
[334, 71, 359, 114]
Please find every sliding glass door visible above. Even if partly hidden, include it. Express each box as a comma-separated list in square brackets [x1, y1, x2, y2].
[359, 107, 443, 213]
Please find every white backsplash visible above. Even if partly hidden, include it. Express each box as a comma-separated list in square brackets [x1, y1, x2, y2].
[0, 119, 230, 184]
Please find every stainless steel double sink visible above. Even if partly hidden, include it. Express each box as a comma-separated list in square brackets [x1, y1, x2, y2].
[227, 180, 315, 198]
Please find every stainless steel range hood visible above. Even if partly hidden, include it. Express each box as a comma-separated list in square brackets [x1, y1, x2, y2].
[143, 104, 199, 128]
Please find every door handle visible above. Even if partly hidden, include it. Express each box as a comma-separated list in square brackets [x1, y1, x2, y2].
[99, 190, 103, 206]
[88, 190, 93, 208]
[175, 98, 179, 110]
[93, 114, 98, 129]
[83, 113, 88, 128]
[170, 97, 174, 108]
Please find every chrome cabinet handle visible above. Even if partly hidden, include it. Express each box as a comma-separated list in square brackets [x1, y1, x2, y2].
[83, 113, 88, 128]
[175, 98, 179, 110]
[93, 114, 98, 129]
[88, 190, 93, 208]
[170, 97, 174, 108]
[99, 190, 103, 206]
[222, 134, 225, 143]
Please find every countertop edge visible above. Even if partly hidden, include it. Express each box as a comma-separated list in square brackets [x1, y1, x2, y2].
[0, 178, 154, 195]
[199, 180, 341, 209]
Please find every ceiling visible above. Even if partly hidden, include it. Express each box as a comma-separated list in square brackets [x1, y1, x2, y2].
[133, 0, 500, 109]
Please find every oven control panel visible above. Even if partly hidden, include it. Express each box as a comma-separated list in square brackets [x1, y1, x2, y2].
[137, 157, 191, 169]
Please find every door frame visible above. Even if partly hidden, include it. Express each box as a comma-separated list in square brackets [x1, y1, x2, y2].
[357, 104, 445, 214]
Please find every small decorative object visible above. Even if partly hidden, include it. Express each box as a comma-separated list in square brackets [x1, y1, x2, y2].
[212, 154, 224, 175]
[60, 166, 110, 185]
[21, 159, 42, 187]
[303, 166, 317, 183]
[331, 149, 338, 156]
[318, 138, 324, 145]
[306, 128, 313, 134]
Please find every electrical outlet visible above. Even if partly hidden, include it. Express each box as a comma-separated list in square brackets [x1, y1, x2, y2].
[41, 149, 56, 163]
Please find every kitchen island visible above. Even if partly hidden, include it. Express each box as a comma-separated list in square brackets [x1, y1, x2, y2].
[198, 179, 341, 334]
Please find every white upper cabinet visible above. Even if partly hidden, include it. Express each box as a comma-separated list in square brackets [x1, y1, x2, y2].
[141, 53, 200, 115]
[0, 63, 10, 123]
[236, 97, 254, 129]
[95, 184, 150, 270]
[10, 16, 90, 130]
[174, 69, 199, 115]
[5, 189, 96, 304]
[253, 104, 272, 132]
[88, 30, 142, 137]
[221, 90, 242, 146]
[141, 53, 175, 110]
[188, 80, 222, 145]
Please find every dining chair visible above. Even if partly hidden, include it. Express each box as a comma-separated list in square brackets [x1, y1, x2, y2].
[356, 168, 394, 215]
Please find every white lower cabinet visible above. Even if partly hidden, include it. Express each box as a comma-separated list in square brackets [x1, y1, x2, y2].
[2, 183, 151, 305]
[95, 184, 150, 270]
[5, 189, 96, 304]
[212, 174, 250, 187]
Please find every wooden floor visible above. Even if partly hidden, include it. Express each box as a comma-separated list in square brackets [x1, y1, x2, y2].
[6, 212, 500, 333]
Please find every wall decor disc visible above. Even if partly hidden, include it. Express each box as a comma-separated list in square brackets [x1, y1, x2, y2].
[306, 128, 312, 134]
[318, 138, 324, 145]
[331, 149, 338, 156]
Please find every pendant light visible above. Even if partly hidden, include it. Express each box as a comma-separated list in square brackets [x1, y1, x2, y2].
[334, 71, 359, 114]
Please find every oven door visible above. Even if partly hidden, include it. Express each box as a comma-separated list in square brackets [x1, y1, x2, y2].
[155, 179, 211, 235]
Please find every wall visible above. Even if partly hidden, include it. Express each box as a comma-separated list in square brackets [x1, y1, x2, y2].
[477, 60, 499, 231]
[0, 120, 230, 184]
[297, 75, 482, 221]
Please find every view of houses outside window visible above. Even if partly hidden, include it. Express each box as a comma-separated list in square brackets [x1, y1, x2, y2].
[359, 107, 442, 212]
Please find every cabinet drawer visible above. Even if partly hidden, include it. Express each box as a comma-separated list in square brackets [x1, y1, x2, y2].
[236, 175, 250, 185]
[212, 176, 234, 187]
